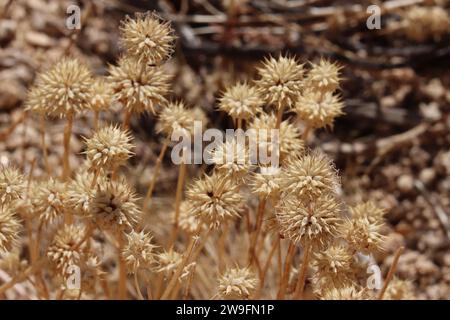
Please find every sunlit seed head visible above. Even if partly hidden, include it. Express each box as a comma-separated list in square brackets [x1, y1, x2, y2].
[157, 101, 206, 138]
[120, 12, 175, 65]
[122, 230, 157, 273]
[218, 267, 259, 299]
[0, 166, 25, 206]
[349, 201, 386, 225]
[320, 285, 369, 300]
[307, 59, 342, 93]
[26, 58, 94, 118]
[339, 216, 386, 254]
[108, 57, 172, 115]
[219, 82, 263, 121]
[0, 205, 22, 254]
[90, 78, 113, 112]
[33, 178, 66, 226]
[208, 137, 251, 179]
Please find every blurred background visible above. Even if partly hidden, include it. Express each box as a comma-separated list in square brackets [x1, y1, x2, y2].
[0, 0, 449, 299]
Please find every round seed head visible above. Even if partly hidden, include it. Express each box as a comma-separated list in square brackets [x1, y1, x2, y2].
[219, 82, 263, 121]
[218, 267, 259, 299]
[295, 90, 344, 129]
[90, 78, 113, 112]
[339, 216, 386, 254]
[120, 12, 175, 65]
[122, 230, 157, 273]
[0, 205, 22, 253]
[349, 201, 386, 224]
[108, 57, 171, 114]
[173, 201, 204, 235]
[33, 178, 66, 226]
[275, 193, 342, 247]
[89, 178, 141, 232]
[26, 58, 94, 118]
[0, 166, 25, 206]
[320, 285, 368, 300]
[208, 137, 251, 179]
[248, 166, 281, 200]
[384, 277, 415, 300]
[155, 249, 182, 275]
[256, 55, 304, 109]
[157, 101, 205, 138]
[85, 125, 134, 172]
[186, 172, 244, 229]
[248, 112, 304, 163]
[47, 224, 86, 277]
[402, 6, 450, 42]
[280, 150, 340, 200]
[307, 59, 342, 93]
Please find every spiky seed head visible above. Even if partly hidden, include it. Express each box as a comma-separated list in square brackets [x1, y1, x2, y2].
[275, 193, 342, 247]
[120, 12, 175, 65]
[173, 201, 204, 235]
[256, 55, 304, 109]
[33, 178, 66, 226]
[26, 58, 94, 118]
[401, 6, 450, 42]
[218, 267, 259, 299]
[157, 101, 205, 138]
[311, 244, 355, 293]
[384, 277, 415, 300]
[85, 125, 134, 172]
[89, 178, 141, 232]
[155, 249, 182, 275]
[248, 166, 281, 200]
[208, 137, 251, 179]
[90, 78, 113, 112]
[295, 90, 344, 129]
[349, 201, 386, 224]
[122, 230, 157, 273]
[186, 172, 244, 229]
[65, 170, 106, 217]
[47, 224, 86, 277]
[307, 59, 342, 93]
[108, 57, 172, 115]
[0, 205, 22, 253]
[0, 166, 25, 206]
[248, 112, 304, 163]
[219, 82, 263, 121]
[339, 216, 386, 254]
[320, 285, 368, 300]
[280, 150, 340, 200]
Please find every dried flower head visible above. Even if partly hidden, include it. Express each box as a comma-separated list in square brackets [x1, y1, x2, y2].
[248, 166, 281, 200]
[90, 78, 113, 112]
[339, 217, 386, 254]
[208, 137, 251, 178]
[401, 6, 450, 42]
[320, 285, 368, 300]
[120, 12, 175, 64]
[122, 230, 157, 273]
[248, 113, 304, 163]
[33, 178, 66, 226]
[173, 201, 203, 235]
[219, 82, 263, 121]
[155, 249, 182, 275]
[218, 267, 259, 299]
[89, 179, 141, 232]
[275, 193, 342, 247]
[26, 58, 93, 118]
[349, 201, 386, 224]
[0, 166, 25, 206]
[0, 249, 28, 277]
[295, 90, 344, 129]
[256, 55, 304, 109]
[157, 101, 204, 138]
[0, 205, 22, 253]
[384, 277, 415, 300]
[47, 224, 86, 277]
[186, 172, 244, 229]
[280, 150, 340, 200]
[311, 244, 355, 292]
[108, 57, 171, 114]
[65, 170, 106, 217]
[84, 125, 134, 172]
[307, 59, 342, 93]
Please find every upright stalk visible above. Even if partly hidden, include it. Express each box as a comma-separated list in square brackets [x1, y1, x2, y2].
[378, 246, 405, 300]
[277, 242, 296, 299]
[169, 149, 187, 247]
[40, 115, 50, 175]
[117, 233, 127, 300]
[142, 141, 168, 211]
[293, 241, 312, 299]
[62, 113, 74, 181]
